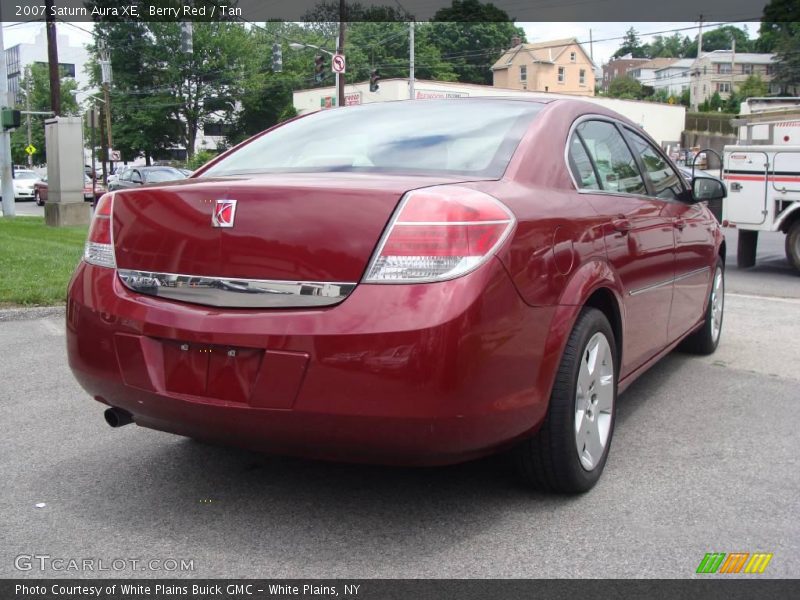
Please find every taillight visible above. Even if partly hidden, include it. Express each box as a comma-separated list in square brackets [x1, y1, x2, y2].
[84, 193, 116, 268]
[364, 186, 515, 283]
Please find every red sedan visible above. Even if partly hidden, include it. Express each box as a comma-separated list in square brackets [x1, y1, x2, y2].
[35, 175, 106, 206]
[67, 99, 726, 493]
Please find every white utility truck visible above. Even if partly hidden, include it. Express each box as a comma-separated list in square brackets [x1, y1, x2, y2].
[722, 97, 800, 270]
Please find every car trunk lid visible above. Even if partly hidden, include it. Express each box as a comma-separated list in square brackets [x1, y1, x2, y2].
[111, 172, 475, 305]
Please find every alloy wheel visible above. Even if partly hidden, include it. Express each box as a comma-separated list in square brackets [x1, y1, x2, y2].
[574, 332, 614, 471]
[710, 266, 724, 343]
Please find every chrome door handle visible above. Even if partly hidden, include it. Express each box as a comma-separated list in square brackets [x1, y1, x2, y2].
[674, 219, 686, 231]
[611, 218, 631, 234]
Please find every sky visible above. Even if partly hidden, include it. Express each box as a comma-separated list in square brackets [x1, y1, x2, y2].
[2, 20, 760, 68]
[520, 21, 759, 66]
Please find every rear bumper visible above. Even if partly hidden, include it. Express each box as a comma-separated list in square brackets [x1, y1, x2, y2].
[67, 258, 555, 465]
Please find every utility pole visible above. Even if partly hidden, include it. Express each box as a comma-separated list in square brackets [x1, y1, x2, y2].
[99, 42, 113, 183]
[26, 77, 32, 167]
[338, 0, 345, 107]
[697, 14, 704, 58]
[99, 104, 107, 185]
[409, 20, 415, 99]
[589, 28, 594, 61]
[88, 107, 97, 203]
[45, 0, 61, 116]
[0, 25, 16, 217]
[730, 36, 736, 102]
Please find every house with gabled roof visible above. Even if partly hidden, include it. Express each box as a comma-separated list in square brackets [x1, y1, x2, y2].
[491, 36, 596, 96]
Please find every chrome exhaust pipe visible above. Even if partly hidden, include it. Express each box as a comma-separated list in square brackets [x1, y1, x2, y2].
[104, 407, 134, 428]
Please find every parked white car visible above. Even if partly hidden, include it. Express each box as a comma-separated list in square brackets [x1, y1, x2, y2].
[0, 170, 42, 201]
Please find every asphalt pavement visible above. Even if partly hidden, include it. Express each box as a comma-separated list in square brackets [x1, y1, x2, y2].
[1, 234, 798, 579]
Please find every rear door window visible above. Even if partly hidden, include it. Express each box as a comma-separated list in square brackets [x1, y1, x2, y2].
[576, 120, 647, 195]
[567, 135, 601, 190]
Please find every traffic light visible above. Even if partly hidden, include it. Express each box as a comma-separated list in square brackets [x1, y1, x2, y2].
[181, 22, 193, 54]
[272, 43, 283, 73]
[314, 55, 325, 83]
[1, 108, 21, 130]
[369, 69, 380, 93]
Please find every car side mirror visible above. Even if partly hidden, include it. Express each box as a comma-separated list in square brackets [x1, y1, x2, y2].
[692, 176, 726, 202]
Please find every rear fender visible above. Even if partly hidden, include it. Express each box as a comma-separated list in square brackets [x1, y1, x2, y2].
[531, 259, 626, 414]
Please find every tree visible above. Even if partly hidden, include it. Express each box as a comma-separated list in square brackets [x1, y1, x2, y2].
[607, 75, 642, 99]
[91, 4, 253, 161]
[10, 64, 78, 164]
[708, 91, 723, 111]
[756, 0, 800, 52]
[613, 28, 645, 58]
[152, 20, 252, 158]
[643, 33, 691, 58]
[347, 21, 457, 84]
[684, 25, 751, 58]
[737, 74, 769, 100]
[90, 21, 183, 164]
[758, 0, 800, 94]
[430, 0, 525, 84]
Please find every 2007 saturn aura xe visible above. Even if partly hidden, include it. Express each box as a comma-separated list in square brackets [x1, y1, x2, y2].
[67, 98, 726, 493]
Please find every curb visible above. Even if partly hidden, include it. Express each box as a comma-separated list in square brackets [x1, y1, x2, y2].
[0, 305, 66, 322]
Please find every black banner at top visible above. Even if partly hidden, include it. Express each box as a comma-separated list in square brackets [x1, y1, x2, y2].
[0, 0, 785, 23]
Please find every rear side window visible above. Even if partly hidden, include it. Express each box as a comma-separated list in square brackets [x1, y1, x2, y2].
[575, 120, 646, 195]
[567, 135, 600, 190]
[625, 129, 685, 200]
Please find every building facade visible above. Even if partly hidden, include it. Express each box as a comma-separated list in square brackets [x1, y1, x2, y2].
[651, 58, 694, 98]
[627, 58, 678, 89]
[690, 50, 777, 109]
[601, 55, 649, 92]
[491, 37, 595, 96]
[4, 26, 92, 106]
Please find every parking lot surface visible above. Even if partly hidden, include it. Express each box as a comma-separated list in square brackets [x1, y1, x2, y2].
[1, 232, 798, 579]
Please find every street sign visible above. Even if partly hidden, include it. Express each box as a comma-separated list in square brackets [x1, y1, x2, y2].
[25, 144, 36, 156]
[332, 54, 346, 74]
[110, 150, 121, 161]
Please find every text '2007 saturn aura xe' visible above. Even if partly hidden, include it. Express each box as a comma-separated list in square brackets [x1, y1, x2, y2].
[67, 98, 726, 493]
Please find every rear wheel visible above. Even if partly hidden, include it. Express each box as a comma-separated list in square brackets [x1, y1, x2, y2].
[785, 220, 800, 272]
[515, 307, 617, 494]
[34, 190, 42, 206]
[736, 230, 758, 269]
[679, 259, 724, 355]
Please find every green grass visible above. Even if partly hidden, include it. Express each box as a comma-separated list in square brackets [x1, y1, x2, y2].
[0, 217, 88, 307]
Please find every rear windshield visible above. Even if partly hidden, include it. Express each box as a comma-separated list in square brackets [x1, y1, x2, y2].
[201, 100, 543, 179]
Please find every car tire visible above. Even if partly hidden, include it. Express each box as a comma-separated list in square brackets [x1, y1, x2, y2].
[736, 230, 758, 269]
[515, 307, 617, 494]
[34, 190, 42, 206]
[785, 220, 800, 272]
[679, 259, 724, 355]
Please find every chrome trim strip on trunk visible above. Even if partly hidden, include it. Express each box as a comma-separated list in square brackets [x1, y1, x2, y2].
[117, 270, 356, 308]
[628, 266, 710, 297]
